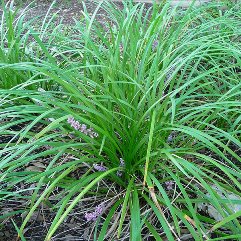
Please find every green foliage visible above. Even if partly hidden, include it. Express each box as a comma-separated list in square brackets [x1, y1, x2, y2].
[0, 0, 241, 240]
[0, 1, 33, 88]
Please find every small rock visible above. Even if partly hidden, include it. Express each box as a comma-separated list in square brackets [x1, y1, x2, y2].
[198, 184, 241, 221]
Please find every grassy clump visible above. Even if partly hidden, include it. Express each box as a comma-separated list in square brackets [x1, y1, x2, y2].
[0, 0, 241, 240]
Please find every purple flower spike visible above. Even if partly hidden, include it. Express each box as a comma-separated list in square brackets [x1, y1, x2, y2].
[152, 40, 158, 51]
[80, 124, 87, 133]
[116, 158, 125, 177]
[165, 181, 174, 190]
[120, 158, 125, 167]
[84, 204, 104, 222]
[116, 170, 122, 177]
[95, 204, 103, 215]
[93, 164, 108, 172]
[93, 132, 99, 138]
[119, 43, 124, 53]
[167, 134, 173, 142]
[67, 116, 99, 138]
[85, 212, 96, 222]
[67, 117, 74, 124]
[67, 116, 80, 131]
[88, 128, 98, 138]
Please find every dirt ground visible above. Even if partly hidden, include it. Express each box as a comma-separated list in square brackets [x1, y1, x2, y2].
[1, 0, 133, 24]
[0, 0, 112, 25]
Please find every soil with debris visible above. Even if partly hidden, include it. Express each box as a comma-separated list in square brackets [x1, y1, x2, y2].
[17, 0, 110, 25]
[1, 0, 154, 24]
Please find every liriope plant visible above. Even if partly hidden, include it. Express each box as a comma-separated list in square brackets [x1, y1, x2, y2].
[0, 0, 67, 89]
[0, 0, 241, 240]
